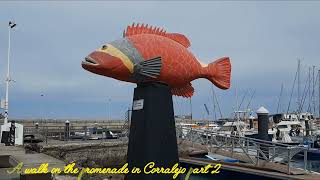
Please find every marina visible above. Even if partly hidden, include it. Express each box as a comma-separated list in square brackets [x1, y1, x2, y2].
[1, 115, 320, 179]
[1, 1, 320, 180]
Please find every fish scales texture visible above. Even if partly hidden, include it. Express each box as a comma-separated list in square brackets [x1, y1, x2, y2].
[82, 23, 231, 97]
[127, 34, 201, 87]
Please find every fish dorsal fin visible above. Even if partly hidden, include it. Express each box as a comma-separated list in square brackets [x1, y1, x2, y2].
[124, 23, 191, 48]
[166, 33, 190, 48]
[171, 83, 194, 97]
[124, 23, 166, 37]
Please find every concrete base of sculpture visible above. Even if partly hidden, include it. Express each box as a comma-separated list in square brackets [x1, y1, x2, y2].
[125, 82, 179, 180]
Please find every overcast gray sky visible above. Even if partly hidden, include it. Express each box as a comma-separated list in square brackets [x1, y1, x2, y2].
[0, 1, 319, 119]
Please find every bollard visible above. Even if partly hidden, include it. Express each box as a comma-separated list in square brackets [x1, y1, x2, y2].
[35, 122, 39, 134]
[65, 120, 70, 141]
[305, 120, 310, 136]
[256, 106, 270, 159]
[257, 106, 269, 141]
[249, 115, 254, 129]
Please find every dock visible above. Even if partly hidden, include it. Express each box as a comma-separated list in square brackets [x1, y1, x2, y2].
[180, 157, 320, 180]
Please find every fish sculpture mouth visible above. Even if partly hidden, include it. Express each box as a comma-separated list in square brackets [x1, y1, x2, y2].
[82, 56, 98, 65]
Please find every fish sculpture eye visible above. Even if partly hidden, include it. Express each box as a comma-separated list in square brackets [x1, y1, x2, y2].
[101, 45, 108, 50]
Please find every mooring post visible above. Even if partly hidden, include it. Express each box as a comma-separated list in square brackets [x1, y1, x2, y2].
[257, 106, 270, 159]
[65, 120, 70, 141]
[249, 115, 254, 129]
[35, 122, 39, 134]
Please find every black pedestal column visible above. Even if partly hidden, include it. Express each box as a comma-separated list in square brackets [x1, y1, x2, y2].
[125, 82, 179, 180]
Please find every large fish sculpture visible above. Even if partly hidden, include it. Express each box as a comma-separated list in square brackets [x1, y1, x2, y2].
[82, 23, 231, 97]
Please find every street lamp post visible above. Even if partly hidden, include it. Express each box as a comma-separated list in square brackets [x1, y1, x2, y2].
[4, 21, 17, 124]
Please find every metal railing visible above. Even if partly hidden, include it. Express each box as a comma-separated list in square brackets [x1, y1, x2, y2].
[121, 109, 132, 138]
[176, 126, 309, 174]
[23, 124, 124, 144]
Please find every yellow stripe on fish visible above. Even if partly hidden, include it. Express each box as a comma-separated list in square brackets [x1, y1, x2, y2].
[97, 44, 134, 73]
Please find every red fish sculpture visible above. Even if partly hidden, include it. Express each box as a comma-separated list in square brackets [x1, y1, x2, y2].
[82, 23, 231, 97]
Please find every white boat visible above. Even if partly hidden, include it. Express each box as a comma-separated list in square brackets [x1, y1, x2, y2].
[217, 121, 252, 136]
[270, 112, 317, 144]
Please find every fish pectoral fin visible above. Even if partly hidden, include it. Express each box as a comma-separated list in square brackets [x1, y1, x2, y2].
[171, 83, 194, 97]
[134, 56, 162, 79]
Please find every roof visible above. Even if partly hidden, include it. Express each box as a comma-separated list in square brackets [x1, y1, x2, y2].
[277, 121, 301, 126]
[257, 106, 269, 114]
[223, 121, 245, 127]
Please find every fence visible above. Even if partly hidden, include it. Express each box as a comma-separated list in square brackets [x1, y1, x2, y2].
[176, 126, 309, 174]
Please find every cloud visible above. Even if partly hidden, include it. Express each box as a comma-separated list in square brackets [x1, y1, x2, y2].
[0, 1, 319, 118]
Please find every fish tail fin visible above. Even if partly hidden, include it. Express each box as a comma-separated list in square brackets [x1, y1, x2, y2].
[203, 57, 231, 89]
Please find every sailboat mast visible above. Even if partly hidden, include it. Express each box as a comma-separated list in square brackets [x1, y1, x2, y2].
[312, 66, 315, 114]
[211, 86, 216, 121]
[319, 70, 320, 118]
[297, 59, 301, 116]
[308, 67, 311, 112]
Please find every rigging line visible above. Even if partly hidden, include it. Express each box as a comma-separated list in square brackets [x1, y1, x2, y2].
[214, 91, 223, 119]
[237, 89, 249, 111]
[287, 64, 298, 113]
[246, 89, 256, 111]
[277, 84, 284, 113]
[300, 71, 310, 113]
